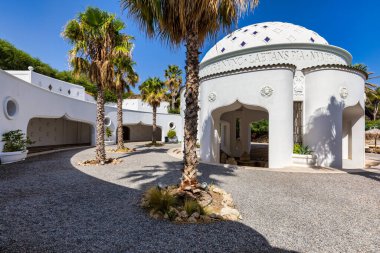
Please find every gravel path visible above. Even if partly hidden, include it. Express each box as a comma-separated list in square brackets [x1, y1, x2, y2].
[0, 143, 379, 252]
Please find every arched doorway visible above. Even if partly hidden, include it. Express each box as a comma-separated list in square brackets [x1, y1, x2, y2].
[123, 123, 162, 142]
[213, 102, 269, 167]
[27, 116, 93, 153]
[342, 103, 365, 168]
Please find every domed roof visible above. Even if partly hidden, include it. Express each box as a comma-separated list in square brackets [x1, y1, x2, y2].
[202, 22, 329, 62]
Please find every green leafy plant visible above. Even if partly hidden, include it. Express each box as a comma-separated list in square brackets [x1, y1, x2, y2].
[2, 130, 33, 152]
[250, 119, 269, 137]
[293, 143, 313, 155]
[184, 199, 205, 215]
[145, 187, 177, 214]
[105, 127, 112, 139]
[168, 108, 180, 114]
[366, 120, 380, 130]
[167, 129, 176, 139]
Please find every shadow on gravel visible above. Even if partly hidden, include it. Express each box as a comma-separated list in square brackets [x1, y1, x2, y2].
[343, 170, 380, 183]
[0, 149, 297, 252]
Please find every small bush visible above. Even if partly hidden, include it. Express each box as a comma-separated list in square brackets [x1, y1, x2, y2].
[184, 199, 205, 215]
[2, 130, 33, 152]
[105, 127, 112, 139]
[167, 129, 176, 139]
[168, 108, 180, 114]
[366, 120, 380, 130]
[145, 187, 177, 213]
[293, 143, 313, 155]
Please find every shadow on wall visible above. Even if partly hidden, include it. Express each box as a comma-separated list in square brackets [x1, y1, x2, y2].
[304, 97, 344, 168]
[0, 149, 297, 252]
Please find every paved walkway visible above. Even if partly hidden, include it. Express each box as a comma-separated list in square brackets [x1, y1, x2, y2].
[0, 143, 379, 252]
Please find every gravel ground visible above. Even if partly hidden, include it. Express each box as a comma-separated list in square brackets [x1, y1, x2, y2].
[0, 142, 379, 253]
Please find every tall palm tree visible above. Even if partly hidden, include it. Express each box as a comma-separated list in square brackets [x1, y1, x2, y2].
[63, 7, 127, 163]
[122, 0, 259, 189]
[164, 65, 182, 110]
[113, 43, 139, 150]
[139, 77, 166, 144]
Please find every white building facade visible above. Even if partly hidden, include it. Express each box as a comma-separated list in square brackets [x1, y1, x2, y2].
[198, 22, 366, 169]
[0, 68, 182, 152]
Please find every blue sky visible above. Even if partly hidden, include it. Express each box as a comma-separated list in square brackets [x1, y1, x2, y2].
[0, 0, 379, 91]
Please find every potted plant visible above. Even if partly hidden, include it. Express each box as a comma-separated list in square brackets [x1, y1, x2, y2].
[104, 127, 115, 146]
[167, 129, 178, 143]
[0, 130, 33, 164]
[292, 143, 316, 167]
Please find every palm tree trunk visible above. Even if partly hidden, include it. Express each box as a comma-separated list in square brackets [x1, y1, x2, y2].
[180, 31, 200, 189]
[373, 102, 379, 120]
[171, 95, 175, 110]
[117, 88, 124, 150]
[152, 105, 157, 144]
[95, 86, 106, 163]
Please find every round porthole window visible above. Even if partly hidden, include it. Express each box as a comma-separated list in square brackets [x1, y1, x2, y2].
[3, 97, 19, 120]
[169, 122, 176, 130]
[104, 116, 111, 126]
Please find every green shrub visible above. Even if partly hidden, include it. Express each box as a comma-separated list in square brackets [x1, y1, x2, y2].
[366, 120, 380, 130]
[250, 119, 269, 136]
[2, 130, 33, 152]
[105, 127, 112, 139]
[168, 108, 180, 114]
[167, 129, 176, 139]
[145, 187, 177, 213]
[184, 199, 205, 215]
[293, 143, 313, 155]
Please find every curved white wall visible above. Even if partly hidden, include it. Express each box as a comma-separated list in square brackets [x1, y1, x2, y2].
[303, 67, 365, 168]
[0, 70, 183, 151]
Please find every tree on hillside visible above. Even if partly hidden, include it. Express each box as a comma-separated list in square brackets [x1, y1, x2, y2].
[164, 65, 182, 110]
[122, 0, 259, 189]
[139, 77, 166, 144]
[63, 7, 128, 163]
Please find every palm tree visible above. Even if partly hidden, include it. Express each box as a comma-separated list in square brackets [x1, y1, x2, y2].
[139, 77, 166, 144]
[122, 0, 259, 189]
[113, 42, 139, 150]
[63, 7, 127, 163]
[353, 63, 380, 120]
[164, 65, 182, 110]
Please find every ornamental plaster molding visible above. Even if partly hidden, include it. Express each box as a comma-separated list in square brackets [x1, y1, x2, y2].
[302, 64, 368, 80]
[260, 86, 274, 97]
[208, 92, 217, 102]
[340, 87, 348, 99]
[200, 63, 296, 82]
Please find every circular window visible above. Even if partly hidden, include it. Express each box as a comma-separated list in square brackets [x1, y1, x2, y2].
[3, 97, 19, 120]
[104, 116, 111, 126]
[169, 122, 176, 130]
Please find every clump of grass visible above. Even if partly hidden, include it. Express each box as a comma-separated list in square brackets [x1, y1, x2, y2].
[145, 187, 177, 214]
[184, 199, 205, 215]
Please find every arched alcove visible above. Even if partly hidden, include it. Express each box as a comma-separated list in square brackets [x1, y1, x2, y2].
[27, 116, 93, 153]
[210, 101, 269, 167]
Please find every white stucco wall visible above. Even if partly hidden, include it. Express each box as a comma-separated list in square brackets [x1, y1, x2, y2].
[123, 99, 170, 114]
[7, 70, 86, 100]
[199, 66, 295, 168]
[303, 67, 365, 168]
[0, 70, 183, 153]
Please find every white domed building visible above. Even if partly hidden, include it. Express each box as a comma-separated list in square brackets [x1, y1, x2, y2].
[198, 22, 367, 169]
